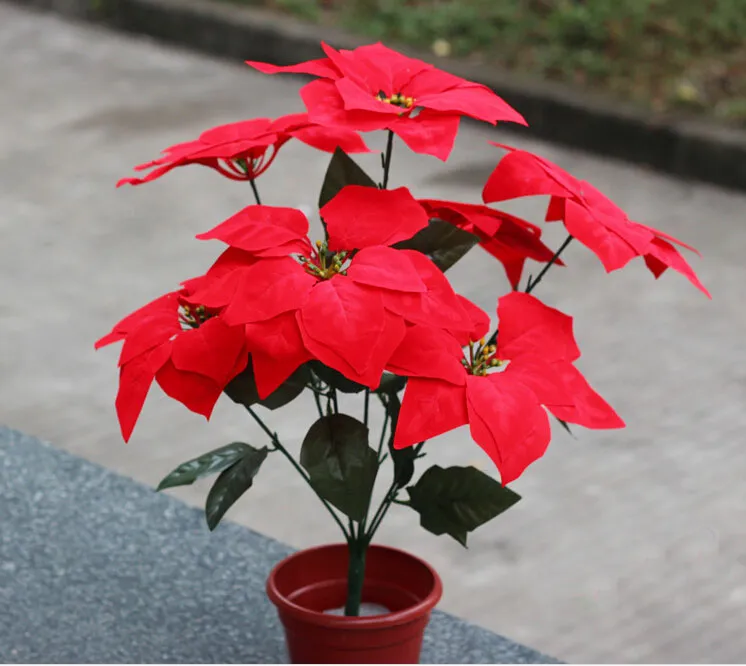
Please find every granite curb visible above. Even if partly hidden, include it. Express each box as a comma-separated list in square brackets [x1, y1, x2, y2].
[12, 0, 746, 192]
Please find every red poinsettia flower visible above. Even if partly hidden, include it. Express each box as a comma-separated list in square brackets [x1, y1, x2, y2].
[482, 144, 710, 297]
[186, 195, 475, 393]
[418, 199, 561, 289]
[247, 43, 527, 161]
[95, 290, 249, 442]
[391, 292, 623, 484]
[117, 112, 370, 187]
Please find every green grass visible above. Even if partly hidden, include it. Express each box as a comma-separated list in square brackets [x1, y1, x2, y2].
[242, 0, 746, 124]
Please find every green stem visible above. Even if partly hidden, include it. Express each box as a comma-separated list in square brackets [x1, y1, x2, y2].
[381, 130, 395, 190]
[344, 539, 368, 616]
[244, 406, 350, 539]
[526, 234, 573, 294]
[249, 178, 262, 205]
[486, 234, 573, 346]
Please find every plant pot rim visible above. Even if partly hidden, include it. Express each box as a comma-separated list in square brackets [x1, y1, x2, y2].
[266, 542, 443, 629]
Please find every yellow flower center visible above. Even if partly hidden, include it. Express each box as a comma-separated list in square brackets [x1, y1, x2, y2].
[376, 90, 415, 109]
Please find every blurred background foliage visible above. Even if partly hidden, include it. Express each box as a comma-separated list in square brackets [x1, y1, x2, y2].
[235, 0, 746, 124]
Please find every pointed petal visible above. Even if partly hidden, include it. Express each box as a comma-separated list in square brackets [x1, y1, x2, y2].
[466, 374, 550, 484]
[450, 295, 491, 345]
[643, 237, 711, 298]
[245, 57, 339, 78]
[196, 205, 309, 253]
[393, 378, 468, 449]
[193, 258, 316, 325]
[386, 325, 466, 385]
[417, 82, 526, 126]
[170, 318, 248, 385]
[115, 357, 156, 442]
[299, 278, 385, 374]
[482, 148, 573, 203]
[347, 246, 427, 292]
[497, 292, 581, 363]
[382, 250, 472, 331]
[323, 185, 429, 250]
[390, 111, 460, 161]
[96, 292, 180, 350]
[564, 200, 640, 272]
[155, 360, 222, 419]
[547, 361, 625, 429]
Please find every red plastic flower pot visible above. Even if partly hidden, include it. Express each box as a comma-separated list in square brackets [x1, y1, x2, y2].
[266, 543, 443, 664]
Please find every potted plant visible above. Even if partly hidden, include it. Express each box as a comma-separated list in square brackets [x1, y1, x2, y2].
[97, 42, 708, 664]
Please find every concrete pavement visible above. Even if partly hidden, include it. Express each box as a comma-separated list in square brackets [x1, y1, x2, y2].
[2, 3, 746, 662]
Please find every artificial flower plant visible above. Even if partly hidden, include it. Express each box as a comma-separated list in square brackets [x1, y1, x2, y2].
[98, 42, 707, 616]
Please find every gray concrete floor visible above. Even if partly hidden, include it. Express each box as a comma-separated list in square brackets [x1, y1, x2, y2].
[2, 3, 746, 663]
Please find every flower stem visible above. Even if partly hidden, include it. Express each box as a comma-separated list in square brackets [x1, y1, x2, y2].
[249, 178, 262, 205]
[526, 234, 573, 294]
[486, 234, 573, 346]
[244, 405, 350, 538]
[344, 538, 367, 616]
[381, 130, 395, 190]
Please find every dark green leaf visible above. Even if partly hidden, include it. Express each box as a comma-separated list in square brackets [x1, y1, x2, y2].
[224, 363, 309, 410]
[300, 414, 378, 521]
[384, 392, 415, 486]
[260, 365, 311, 410]
[157, 442, 254, 492]
[318, 148, 377, 210]
[374, 372, 407, 395]
[309, 360, 366, 394]
[205, 445, 269, 530]
[394, 218, 479, 272]
[405, 465, 521, 546]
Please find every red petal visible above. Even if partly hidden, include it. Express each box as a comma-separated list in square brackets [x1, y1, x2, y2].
[386, 324, 466, 386]
[390, 110, 460, 161]
[290, 122, 372, 154]
[299, 307, 405, 390]
[643, 237, 711, 298]
[299, 278, 386, 374]
[382, 250, 472, 331]
[244, 312, 312, 398]
[115, 356, 155, 442]
[466, 374, 550, 484]
[482, 148, 573, 204]
[193, 258, 316, 325]
[393, 378, 468, 449]
[547, 361, 625, 430]
[96, 292, 180, 350]
[416, 82, 527, 126]
[497, 292, 581, 363]
[155, 360, 222, 420]
[564, 200, 640, 272]
[323, 185, 429, 251]
[499, 356, 572, 408]
[346, 246, 427, 292]
[196, 205, 309, 253]
[170, 318, 248, 385]
[245, 57, 339, 78]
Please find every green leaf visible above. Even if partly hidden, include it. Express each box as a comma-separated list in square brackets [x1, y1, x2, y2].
[205, 445, 269, 530]
[157, 442, 254, 492]
[318, 148, 377, 210]
[394, 218, 479, 272]
[309, 360, 366, 394]
[375, 372, 407, 395]
[300, 414, 378, 522]
[224, 363, 309, 410]
[405, 465, 521, 546]
[384, 392, 416, 486]
[261, 365, 311, 410]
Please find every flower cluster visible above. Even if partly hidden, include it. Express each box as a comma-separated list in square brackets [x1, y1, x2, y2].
[103, 41, 707, 496]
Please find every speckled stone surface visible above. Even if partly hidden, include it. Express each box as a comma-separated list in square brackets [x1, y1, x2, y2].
[0, 426, 557, 664]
